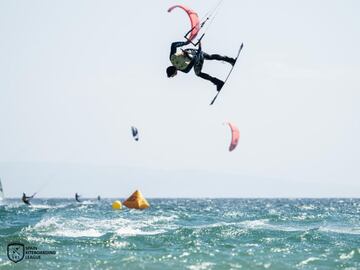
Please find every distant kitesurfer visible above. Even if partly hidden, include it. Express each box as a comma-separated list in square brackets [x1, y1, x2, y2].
[166, 40, 236, 91]
[22, 193, 35, 205]
[75, 193, 81, 202]
[97, 195, 101, 201]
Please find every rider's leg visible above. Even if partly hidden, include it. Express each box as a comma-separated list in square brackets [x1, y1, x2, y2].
[203, 53, 236, 65]
[196, 72, 224, 91]
[193, 51, 224, 91]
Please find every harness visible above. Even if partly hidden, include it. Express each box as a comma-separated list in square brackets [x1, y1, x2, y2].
[170, 51, 192, 70]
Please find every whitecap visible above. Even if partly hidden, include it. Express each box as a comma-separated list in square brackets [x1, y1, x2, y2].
[187, 262, 215, 270]
[30, 204, 54, 209]
[229, 263, 243, 269]
[108, 241, 129, 248]
[223, 211, 244, 218]
[115, 227, 165, 236]
[268, 208, 279, 215]
[239, 219, 269, 229]
[270, 247, 290, 254]
[264, 263, 271, 269]
[0, 260, 12, 267]
[52, 228, 103, 238]
[319, 226, 360, 235]
[32, 216, 60, 230]
[340, 250, 355, 260]
[239, 219, 310, 232]
[26, 235, 57, 244]
[190, 222, 237, 229]
[179, 252, 190, 258]
[26, 216, 105, 238]
[297, 257, 320, 266]
[79, 200, 95, 205]
[298, 205, 316, 210]
[145, 214, 178, 224]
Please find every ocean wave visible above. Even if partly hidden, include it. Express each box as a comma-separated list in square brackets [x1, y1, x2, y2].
[53, 228, 104, 238]
[319, 226, 360, 235]
[297, 257, 320, 267]
[187, 262, 215, 270]
[189, 221, 238, 229]
[0, 260, 12, 268]
[107, 239, 129, 248]
[33, 216, 60, 230]
[23, 214, 176, 239]
[239, 219, 270, 229]
[339, 250, 355, 260]
[147, 214, 178, 223]
[239, 219, 320, 233]
[115, 227, 166, 236]
[23, 216, 105, 238]
[298, 204, 317, 210]
[4, 202, 27, 209]
[228, 263, 243, 269]
[2, 198, 360, 269]
[185, 219, 309, 234]
[270, 247, 291, 254]
[26, 235, 57, 244]
[79, 200, 96, 205]
[30, 204, 56, 209]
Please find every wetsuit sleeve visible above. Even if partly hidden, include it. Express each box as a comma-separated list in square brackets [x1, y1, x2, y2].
[170, 40, 191, 58]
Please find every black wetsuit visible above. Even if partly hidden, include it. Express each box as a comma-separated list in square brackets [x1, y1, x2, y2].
[169, 41, 235, 89]
[22, 193, 33, 205]
[75, 193, 81, 202]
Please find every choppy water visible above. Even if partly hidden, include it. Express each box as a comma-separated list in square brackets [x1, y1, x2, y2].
[0, 199, 359, 269]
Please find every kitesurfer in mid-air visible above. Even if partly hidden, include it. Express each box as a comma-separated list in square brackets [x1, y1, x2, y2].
[22, 193, 35, 205]
[75, 193, 81, 202]
[166, 40, 236, 91]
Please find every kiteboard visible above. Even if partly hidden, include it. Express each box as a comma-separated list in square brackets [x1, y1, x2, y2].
[210, 43, 244, 105]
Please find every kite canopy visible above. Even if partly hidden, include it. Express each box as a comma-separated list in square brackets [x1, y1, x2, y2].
[227, 122, 240, 151]
[168, 5, 200, 41]
[131, 126, 139, 141]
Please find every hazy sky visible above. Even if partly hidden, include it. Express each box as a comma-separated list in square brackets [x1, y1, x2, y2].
[0, 0, 359, 198]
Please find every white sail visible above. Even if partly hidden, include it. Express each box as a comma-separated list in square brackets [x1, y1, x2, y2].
[0, 178, 4, 200]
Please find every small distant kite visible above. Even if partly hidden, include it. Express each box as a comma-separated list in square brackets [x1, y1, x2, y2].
[131, 126, 139, 141]
[226, 122, 239, 151]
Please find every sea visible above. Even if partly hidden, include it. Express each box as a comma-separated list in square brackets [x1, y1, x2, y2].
[0, 198, 359, 269]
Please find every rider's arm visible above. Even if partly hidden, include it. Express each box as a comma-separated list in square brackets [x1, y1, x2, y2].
[170, 40, 191, 58]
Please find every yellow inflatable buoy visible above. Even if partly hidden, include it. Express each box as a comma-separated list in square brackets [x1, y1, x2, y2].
[112, 200, 122, 210]
[123, 190, 150, 209]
